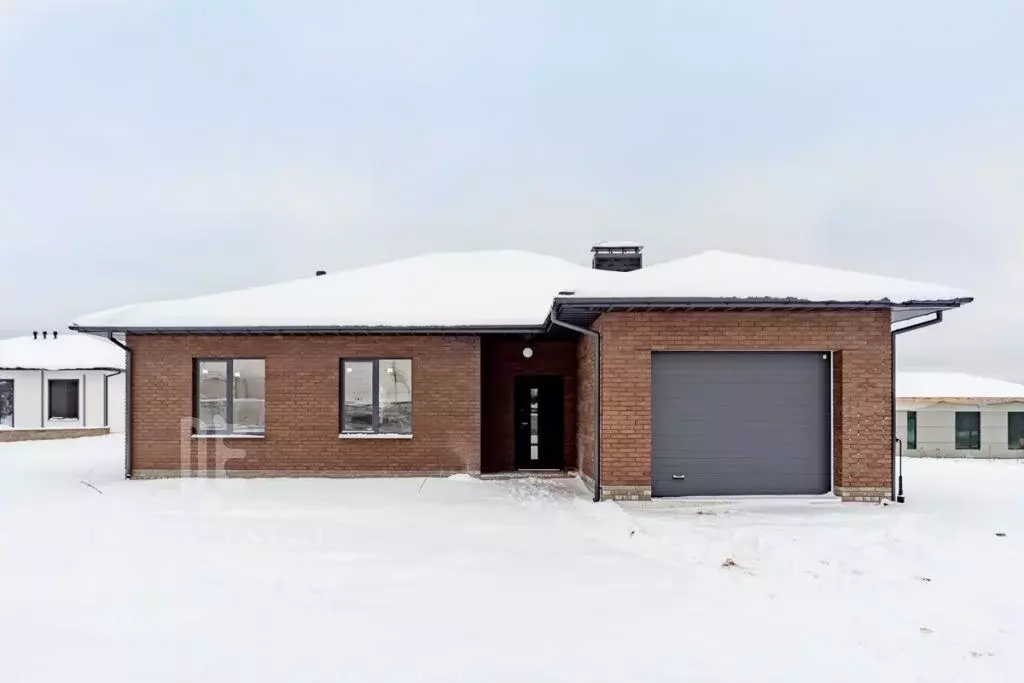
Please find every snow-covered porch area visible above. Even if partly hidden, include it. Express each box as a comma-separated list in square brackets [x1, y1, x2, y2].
[1, 437, 1021, 682]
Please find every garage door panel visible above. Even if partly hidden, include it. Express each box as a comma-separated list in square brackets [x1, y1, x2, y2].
[652, 352, 830, 497]
[653, 432, 822, 453]
[655, 418, 826, 439]
[659, 472, 828, 496]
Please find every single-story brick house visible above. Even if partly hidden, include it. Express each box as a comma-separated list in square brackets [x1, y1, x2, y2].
[71, 245, 972, 501]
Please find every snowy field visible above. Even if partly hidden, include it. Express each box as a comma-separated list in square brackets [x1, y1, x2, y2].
[1, 437, 1021, 683]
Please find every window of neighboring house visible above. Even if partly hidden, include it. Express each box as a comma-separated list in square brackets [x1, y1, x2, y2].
[194, 359, 266, 435]
[906, 411, 917, 450]
[1009, 412, 1024, 450]
[0, 379, 13, 427]
[954, 411, 981, 450]
[48, 379, 79, 420]
[341, 359, 412, 434]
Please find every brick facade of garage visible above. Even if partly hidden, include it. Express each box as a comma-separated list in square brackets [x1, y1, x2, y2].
[584, 309, 892, 501]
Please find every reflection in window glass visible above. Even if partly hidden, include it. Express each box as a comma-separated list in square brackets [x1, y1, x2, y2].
[1009, 412, 1024, 450]
[379, 359, 412, 434]
[197, 361, 229, 432]
[343, 361, 374, 432]
[0, 379, 13, 428]
[232, 359, 266, 434]
[48, 379, 80, 420]
[906, 411, 917, 450]
[195, 359, 265, 435]
[954, 411, 981, 450]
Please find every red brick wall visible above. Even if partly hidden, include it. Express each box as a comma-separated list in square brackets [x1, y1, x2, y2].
[593, 310, 893, 492]
[480, 338, 577, 473]
[128, 334, 481, 476]
[576, 334, 596, 480]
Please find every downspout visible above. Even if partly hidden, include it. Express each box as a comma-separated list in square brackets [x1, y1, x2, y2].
[549, 309, 602, 502]
[104, 334, 132, 479]
[890, 311, 944, 503]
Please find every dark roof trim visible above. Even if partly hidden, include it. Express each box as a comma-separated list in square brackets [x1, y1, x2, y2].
[69, 324, 546, 336]
[553, 296, 973, 309]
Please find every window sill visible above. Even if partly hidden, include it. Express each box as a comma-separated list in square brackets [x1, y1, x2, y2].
[191, 434, 266, 440]
[339, 433, 413, 440]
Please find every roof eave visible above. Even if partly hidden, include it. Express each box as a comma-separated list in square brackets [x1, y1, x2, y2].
[552, 296, 973, 309]
[70, 297, 973, 335]
[898, 396, 1024, 404]
[69, 324, 547, 336]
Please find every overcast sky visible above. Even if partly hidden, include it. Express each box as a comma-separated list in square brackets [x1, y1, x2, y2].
[1, 0, 1021, 378]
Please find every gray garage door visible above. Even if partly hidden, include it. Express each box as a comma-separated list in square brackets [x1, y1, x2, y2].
[652, 352, 831, 497]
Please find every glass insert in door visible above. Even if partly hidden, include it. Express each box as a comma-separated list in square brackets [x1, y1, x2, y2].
[530, 387, 539, 461]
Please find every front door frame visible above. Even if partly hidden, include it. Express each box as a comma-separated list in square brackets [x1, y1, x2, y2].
[513, 374, 564, 470]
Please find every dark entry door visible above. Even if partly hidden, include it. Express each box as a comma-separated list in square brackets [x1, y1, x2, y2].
[514, 375, 564, 470]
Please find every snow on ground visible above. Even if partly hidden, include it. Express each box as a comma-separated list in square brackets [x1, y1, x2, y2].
[1, 437, 1021, 682]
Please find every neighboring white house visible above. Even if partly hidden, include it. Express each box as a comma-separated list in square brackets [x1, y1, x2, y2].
[896, 372, 1024, 458]
[0, 331, 126, 436]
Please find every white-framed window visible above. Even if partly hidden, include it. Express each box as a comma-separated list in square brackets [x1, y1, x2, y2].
[341, 359, 412, 434]
[194, 358, 266, 435]
[1009, 412, 1024, 450]
[48, 379, 79, 420]
[954, 411, 981, 450]
[0, 379, 13, 427]
[906, 411, 917, 450]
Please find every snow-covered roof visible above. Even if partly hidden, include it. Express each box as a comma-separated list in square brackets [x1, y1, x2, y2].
[563, 251, 969, 302]
[593, 241, 643, 249]
[72, 249, 971, 331]
[897, 372, 1024, 400]
[0, 333, 125, 371]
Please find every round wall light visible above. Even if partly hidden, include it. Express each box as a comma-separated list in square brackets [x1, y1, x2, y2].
[522, 347, 534, 359]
